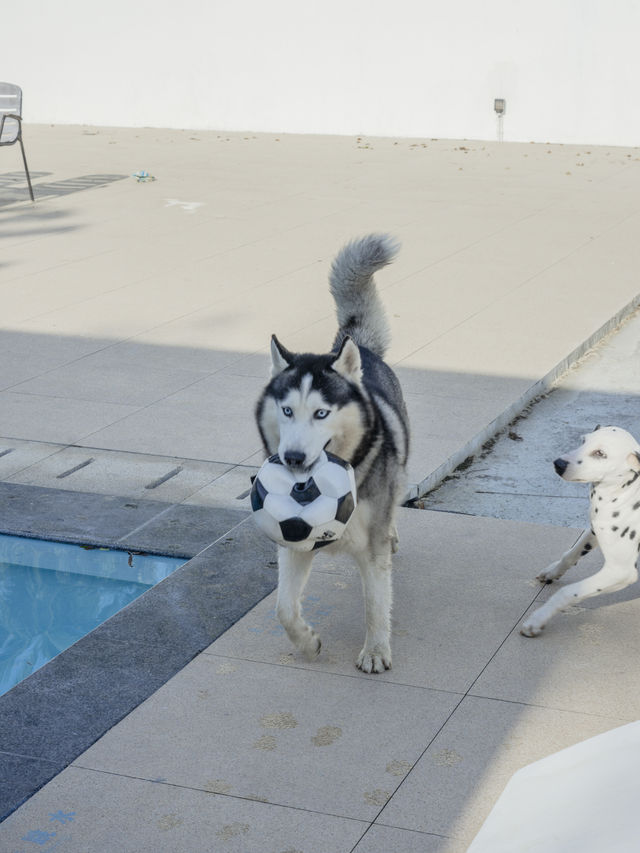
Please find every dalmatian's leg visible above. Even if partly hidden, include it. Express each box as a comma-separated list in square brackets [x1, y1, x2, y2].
[521, 554, 637, 637]
[535, 528, 598, 584]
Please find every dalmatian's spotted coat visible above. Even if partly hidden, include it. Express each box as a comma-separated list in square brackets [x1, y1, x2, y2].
[521, 425, 640, 637]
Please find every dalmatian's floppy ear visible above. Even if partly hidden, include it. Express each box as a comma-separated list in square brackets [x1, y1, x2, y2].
[593, 424, 602, 431]
[627, 451, 640, 471]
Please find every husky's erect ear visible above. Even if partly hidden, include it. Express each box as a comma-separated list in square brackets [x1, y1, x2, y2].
[331, 336, 362, 383]
[627, 451, 640, 471]
[270, 335, 293, 376]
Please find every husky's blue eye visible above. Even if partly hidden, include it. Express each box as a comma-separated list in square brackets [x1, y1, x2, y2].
[314, 409, 330, 420]
[282, 406, 293, 418]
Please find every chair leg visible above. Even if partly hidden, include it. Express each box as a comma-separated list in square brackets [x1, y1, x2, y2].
[19, 136, 35, 202]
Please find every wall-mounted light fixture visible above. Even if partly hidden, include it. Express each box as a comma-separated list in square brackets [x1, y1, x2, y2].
[494, 98, 506, 141]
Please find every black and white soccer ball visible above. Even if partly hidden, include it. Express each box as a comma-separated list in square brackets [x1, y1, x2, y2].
[251, 451, 357, 552]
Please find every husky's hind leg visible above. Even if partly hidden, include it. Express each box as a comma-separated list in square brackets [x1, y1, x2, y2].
[390, 522, 399, 554]
[276, 547, 321, 660]
[354, 546, 393, 673]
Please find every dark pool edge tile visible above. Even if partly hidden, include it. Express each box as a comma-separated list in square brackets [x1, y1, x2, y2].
[0, 752, 61, 821]
[0, 500, 277, 821]
[0, 481, 250, 558]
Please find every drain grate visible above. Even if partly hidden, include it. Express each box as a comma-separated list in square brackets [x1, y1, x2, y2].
[145, 466, 184, 490]
[56, 458, 95, 479]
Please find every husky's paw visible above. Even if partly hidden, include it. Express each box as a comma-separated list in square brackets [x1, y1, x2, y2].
[301, 632, 322, 662]
[536, 560, 564, 584]
[357, 647, 392, 674]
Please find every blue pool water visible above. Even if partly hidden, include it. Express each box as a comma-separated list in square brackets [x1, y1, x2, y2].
[0, 534, 185, 696]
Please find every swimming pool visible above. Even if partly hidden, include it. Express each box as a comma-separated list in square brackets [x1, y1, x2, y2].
[0, 534, 184, 696]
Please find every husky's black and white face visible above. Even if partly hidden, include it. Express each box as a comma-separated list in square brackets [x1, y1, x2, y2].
[256, 335, 369, 475]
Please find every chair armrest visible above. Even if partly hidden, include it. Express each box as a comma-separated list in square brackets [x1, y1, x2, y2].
[0, 113, 21, 139]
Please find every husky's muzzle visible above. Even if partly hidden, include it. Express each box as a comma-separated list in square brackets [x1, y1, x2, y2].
[282, 449, 307, 468]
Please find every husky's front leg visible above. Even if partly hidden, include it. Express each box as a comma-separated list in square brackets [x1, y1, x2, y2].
[354, 546, 393, 673]
[276, 547, 321, 660]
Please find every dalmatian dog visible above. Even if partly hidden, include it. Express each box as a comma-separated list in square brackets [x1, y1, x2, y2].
[521, 425, 640, 637]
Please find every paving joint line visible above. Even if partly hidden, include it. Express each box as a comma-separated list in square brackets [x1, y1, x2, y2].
[465, 691, 634, 723]
[67, 764, 372, 826]
[199, 651, 467, 695]
[0, 435, 256, 472]
[369, 576, 558, 830]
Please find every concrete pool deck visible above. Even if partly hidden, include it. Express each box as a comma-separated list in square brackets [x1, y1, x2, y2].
[1, 126, 640, 849]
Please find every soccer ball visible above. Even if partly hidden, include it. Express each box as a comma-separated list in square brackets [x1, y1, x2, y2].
[251, 451, 357, 552]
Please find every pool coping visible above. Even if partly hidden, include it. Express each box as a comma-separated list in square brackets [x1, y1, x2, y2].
[0, 482, 278, 821]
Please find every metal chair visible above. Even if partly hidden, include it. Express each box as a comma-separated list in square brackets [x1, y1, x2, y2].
[0, 82, 34, 201]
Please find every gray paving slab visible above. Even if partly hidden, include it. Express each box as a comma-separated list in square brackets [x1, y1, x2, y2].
[474, 592, 640, 719]
[11, 354, 211, 407]
[1, 439, 260, 511]
[78, 371, 266, 463]
[378, 694, 625, 845]
[0, 390, 139, 446]
[352, 824, 466, 853]
[0, 332, 114, 390]
[184, 462, 260, 507]
[0, 439, 61, 479]
[5, 444, 233, 502]
[73, 655, 457, 822]
[0, 768, 368, 853]
[427, 489, 590, 529]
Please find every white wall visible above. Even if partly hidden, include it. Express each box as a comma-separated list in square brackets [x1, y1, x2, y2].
[4, 0, 640, 145]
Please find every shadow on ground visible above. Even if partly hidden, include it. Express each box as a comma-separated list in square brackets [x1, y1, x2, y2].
[0, 172, 127, 208]
[0, 330, 639, 847]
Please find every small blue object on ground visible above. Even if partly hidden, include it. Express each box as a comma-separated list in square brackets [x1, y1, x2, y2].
[131, 170, 155, 182]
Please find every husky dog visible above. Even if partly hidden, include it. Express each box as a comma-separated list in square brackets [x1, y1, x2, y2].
[255, 234, 410, 673]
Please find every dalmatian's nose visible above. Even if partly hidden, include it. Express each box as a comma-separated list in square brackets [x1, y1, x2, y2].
[554, 458, 569, 476]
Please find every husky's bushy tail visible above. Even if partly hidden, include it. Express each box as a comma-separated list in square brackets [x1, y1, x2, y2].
[330, 233, 399, 358]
